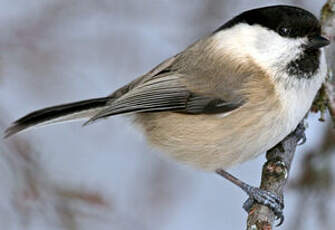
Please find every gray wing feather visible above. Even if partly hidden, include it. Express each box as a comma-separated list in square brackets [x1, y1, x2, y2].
[84, 74, 244, 125]
[84, 75, 189, 124]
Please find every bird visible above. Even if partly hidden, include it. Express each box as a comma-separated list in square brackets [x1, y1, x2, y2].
[4, 5, 330, 223]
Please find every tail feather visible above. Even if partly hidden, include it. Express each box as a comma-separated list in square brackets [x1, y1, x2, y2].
[4, 97, 110, 138]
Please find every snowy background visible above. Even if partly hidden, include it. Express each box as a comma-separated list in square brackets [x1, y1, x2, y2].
[0, 0, 334, 229]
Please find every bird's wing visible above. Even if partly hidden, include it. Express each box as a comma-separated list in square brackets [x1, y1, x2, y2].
[84, 72, 244, 125]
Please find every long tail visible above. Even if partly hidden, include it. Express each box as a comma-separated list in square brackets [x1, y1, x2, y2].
[4, 97, 110, 138]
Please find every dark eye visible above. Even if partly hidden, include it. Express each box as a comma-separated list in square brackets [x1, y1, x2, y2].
[278, 26, 290, 36]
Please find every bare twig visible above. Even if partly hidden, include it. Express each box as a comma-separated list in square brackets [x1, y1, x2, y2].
[325, 81, 335, 123]
[246, 1, 335, 228]
[321, 0, 335, 124]
[246, 123, 304, 230]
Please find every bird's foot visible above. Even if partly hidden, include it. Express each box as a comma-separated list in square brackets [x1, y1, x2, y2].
[216, 169, 285, 226]
[243, 187, 284, 226]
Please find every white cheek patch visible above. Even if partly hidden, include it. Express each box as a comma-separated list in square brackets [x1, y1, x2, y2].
[251, 29, 305, 75]
[213, 23, 306, 77]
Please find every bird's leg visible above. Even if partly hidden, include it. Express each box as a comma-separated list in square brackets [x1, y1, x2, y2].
[216, 169, 284, 224]
[216, 122, 306, 226]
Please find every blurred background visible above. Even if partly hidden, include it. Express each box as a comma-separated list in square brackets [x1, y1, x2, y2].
[0, 0, 334, 229]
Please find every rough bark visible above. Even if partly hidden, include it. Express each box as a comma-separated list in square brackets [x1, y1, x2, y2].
[322, 0, 335, 124]
[246, 124, 303, 229]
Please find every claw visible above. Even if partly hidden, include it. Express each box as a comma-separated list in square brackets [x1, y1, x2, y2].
[276, 214, 284, 227]
[243, 186, 285, 226]
[243, 198, 254, 213]
[216, 169, 285, 226]
[298, 135, 307, 145]
[295, 122, 307, 145]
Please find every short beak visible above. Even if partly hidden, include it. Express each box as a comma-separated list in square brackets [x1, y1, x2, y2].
[307, 35, 330, 49]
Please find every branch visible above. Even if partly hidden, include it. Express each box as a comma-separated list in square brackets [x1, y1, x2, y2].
[325, 80, 335, 124]
[246, 124, 304, 230]
[246, 1, 335, 228]
[321, 0, 335, 124]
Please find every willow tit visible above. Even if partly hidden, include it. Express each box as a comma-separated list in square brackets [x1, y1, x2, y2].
[4, 5, 330, 221]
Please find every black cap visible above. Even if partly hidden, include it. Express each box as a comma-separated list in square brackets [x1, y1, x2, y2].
[215, 5, 321, 39]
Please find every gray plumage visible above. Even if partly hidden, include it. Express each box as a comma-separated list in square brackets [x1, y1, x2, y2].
[5, 40, 245, 138]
